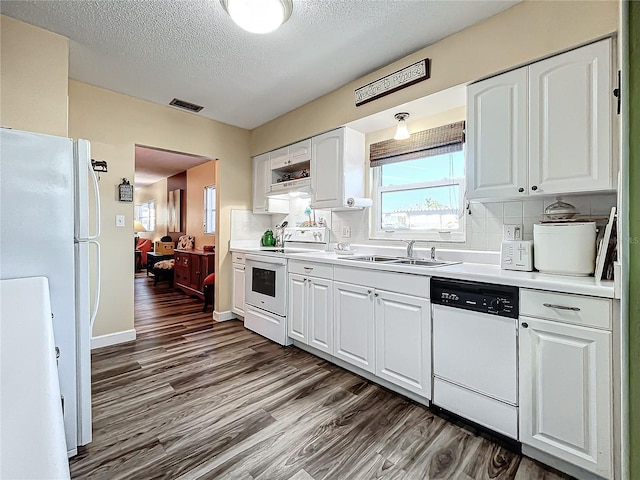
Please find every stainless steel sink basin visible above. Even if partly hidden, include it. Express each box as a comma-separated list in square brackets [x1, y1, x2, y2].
[345, 255, 400, 263]
[345, 255, 460, 267]
[394, 258, 456, 267]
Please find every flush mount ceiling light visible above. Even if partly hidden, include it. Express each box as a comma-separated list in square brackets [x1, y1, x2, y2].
[394, 112, 410, 140]
[220, 0, 293, 34]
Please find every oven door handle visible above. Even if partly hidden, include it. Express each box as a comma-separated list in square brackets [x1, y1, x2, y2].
[245, 254, 287, 266]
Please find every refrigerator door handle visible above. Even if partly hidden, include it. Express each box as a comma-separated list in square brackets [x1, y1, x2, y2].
[87, 161, 101, 240]
[89, 240, 101, 327]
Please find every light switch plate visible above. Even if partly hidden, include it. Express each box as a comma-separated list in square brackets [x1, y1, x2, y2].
[115, 215, 125, 227]
[341, 225, 351, 238]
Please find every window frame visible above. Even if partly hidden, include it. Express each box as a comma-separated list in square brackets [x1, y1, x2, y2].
[135, 199, 156, 233]
[369, 151, 466, 242]
[203, 184, 216, 234]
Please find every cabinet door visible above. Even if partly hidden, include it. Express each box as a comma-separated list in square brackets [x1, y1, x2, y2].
[252, 153, 270, 213]
[232, 263, 245, 316]
[375, 290, 431, 398]
[529, 39, 613, 195]
[519, 317, 612, 477]
[308, 277, 333, 355]
[287, 274, 307, 343]
[333, 281, 374, 373]
[288, 138, 312, 166]
[189, 254, 203, 291]
[270, 146, 290, 169]
[466, 67, 528, 199]
[311, 129, 344, 209]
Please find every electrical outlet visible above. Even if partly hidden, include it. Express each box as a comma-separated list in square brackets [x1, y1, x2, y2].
[341, 225, 351, 238]
[115, 215, 125, 227]
[503, 224, 523, 241]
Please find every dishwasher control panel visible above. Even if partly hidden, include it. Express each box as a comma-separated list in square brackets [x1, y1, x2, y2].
[431, 278, 519, 318]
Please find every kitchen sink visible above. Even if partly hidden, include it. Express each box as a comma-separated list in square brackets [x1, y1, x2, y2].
[394, 258, 457, 267]
[346, 255, 400, 263]
[345, 255, 460, 267]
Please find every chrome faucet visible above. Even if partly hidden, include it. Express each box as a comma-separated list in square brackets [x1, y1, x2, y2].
[405, 240, 416, 258]
[431, 246, 436, 261]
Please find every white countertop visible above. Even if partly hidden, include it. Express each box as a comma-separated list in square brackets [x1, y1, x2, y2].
[0, 277, 71, 480]
[232, 246, 616, 299]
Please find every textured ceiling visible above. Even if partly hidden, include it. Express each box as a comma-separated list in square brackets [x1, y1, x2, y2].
[135, 146, 212, 188]
[1, 0, 519, 130]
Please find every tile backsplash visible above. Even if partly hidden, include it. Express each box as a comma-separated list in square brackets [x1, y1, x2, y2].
[330, 193, 617, 252]
[231, 193, 616, 252]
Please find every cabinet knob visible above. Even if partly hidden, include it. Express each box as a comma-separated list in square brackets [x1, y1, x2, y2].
[531, 185, 538, 191]
[521, 322, 529, 328]
[518, 187, 524, 193]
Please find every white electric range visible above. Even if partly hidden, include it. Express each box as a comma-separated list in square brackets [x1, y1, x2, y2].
[243, 228, 329, 345]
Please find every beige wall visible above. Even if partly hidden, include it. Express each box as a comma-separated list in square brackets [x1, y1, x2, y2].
[134, 179, 168, 242]
[250, 0, 618, 155]
[186, 160, 217, 248]
[0, 15, 69, 136]
[69, 80, 251, 337]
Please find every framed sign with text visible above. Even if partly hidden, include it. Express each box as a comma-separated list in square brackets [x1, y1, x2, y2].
[355, 58, 431, 107]
[118, 178, 134, 202]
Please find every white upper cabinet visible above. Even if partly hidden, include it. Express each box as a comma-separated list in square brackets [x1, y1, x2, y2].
[529, 39, 613, 195]
[252, 152, 289, 215]
[311, 127, 365, 209]
[269, 146, 290, 170]
[288, 139, 312, 167]
[270, 139, 312, 170]
[467, 38, 615, 200]
[467, 68, 528, 199]
[252, 153, 270, 213]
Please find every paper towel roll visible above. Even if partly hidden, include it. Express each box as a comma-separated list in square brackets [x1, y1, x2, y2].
[346, 197, 373, 208]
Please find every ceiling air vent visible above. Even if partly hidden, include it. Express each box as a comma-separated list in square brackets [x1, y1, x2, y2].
[169, 98, 204, 113]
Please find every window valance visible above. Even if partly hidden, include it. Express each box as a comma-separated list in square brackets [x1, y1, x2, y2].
[369, 121, 465, 167]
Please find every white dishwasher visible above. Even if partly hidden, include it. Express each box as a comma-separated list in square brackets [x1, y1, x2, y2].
[431, 277, 519, 439]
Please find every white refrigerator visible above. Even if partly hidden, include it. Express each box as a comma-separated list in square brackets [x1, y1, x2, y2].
[0, 128, 101, 456]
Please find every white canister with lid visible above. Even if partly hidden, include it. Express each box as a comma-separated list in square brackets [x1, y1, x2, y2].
[533, 222, 597, 276]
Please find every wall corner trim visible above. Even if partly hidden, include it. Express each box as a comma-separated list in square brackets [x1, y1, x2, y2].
[91, 329, 137, 350]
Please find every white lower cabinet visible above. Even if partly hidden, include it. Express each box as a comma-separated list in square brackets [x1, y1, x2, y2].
[287, 273, 333, 354]
[231, 256, 245, 317]
[333, 281, 431, 398]
[519, 316, 612, 478]
[375, 290, 431, 398]
[333, 282, 375, 372]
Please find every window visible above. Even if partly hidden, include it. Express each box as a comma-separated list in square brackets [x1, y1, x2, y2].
[204, 185, 216, 234]
[370, 121, 465, 242]
[135, 200, 156, 232]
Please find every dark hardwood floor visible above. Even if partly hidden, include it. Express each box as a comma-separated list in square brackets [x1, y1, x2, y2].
[69, 273, 571, 479]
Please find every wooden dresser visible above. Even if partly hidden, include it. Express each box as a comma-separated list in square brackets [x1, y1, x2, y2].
[173, 249, 215, 299]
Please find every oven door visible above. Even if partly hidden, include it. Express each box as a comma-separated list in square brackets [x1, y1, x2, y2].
[244, 255, 287, 316]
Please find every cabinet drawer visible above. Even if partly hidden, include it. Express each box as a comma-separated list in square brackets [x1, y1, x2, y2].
[289, 260, 333, 279]
[334, 266, 429, 298]
[520, 289, 611, 329]
[232, 252, 246, 265]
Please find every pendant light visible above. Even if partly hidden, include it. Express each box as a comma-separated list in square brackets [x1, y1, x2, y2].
[220, 0, 293, 34]
[394, 112, 410, 140]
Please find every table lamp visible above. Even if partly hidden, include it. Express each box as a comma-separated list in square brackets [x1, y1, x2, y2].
[134, 220, 146, 249]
